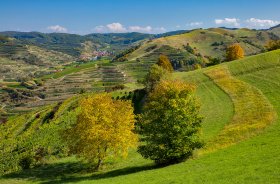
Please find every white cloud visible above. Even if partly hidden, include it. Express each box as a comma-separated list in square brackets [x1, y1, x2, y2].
[188, 22, 203, 27]
[128, 26, 152, 33]
[93, 23, 166, 34]
[106, 22, 127, 32]
[245, 18, 280, 28]
[94, 25, 106, 33]
[47, 25, 68, 33]
[215, 18, 240, 27]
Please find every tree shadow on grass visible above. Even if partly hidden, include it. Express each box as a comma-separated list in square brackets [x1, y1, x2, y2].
[3, 161, 159, 184]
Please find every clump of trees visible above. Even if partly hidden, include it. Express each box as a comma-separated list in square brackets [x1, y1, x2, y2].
[183, 43, 195, 54]
[226, 43, 244, 61]
[266, 40, 280, 51]
[63, 93, 137, 170]
[206, 57, 222, 67]
[137, 80, 203, 165]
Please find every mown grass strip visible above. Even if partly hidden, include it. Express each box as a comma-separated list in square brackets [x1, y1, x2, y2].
[203, 66, 277, 152]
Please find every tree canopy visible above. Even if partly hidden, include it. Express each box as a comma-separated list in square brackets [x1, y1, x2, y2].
[266, 40, 280, 51]
[226, 43, 244, 61]
[157, 54, 174, 72]
[64, 93, 138, 170]
[137, 80, 203, 165]
[144, 64, 171, 93]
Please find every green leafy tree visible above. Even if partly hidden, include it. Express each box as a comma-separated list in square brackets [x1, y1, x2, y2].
[157, 54, 174, 72]
[137, 80, 203, 165]
[144, 64, 171, 92]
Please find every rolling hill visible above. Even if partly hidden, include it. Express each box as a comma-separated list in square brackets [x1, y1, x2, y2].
[0, 31, 155, 57]
[117, 26, 280, 72]
[1, 49, 279, 183]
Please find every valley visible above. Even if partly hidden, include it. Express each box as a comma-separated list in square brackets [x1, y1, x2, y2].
[0, 5, 280, 182]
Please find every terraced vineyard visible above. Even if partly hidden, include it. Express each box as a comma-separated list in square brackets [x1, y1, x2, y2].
[11, 62, 131, 112]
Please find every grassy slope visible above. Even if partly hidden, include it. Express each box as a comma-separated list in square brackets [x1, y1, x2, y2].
[1, 50, 280, 183]
[127, 28, 270, 62]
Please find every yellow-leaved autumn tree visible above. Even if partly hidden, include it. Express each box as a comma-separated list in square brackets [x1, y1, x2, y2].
[226, 43, 244, 61]
[157, 54, 174, 72]
[64, 93, 137, 170]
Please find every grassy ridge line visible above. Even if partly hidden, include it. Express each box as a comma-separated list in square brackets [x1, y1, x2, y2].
[227, 49, 280, 76]
[203, 66, 277, 152]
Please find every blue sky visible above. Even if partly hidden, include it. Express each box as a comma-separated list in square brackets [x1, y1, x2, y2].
[1, 0, 280, 34]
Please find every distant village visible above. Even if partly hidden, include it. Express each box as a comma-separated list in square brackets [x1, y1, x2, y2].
[79, 50, 114, 61]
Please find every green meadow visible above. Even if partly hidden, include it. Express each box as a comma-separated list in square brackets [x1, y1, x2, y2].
[1, 50, 279, 183]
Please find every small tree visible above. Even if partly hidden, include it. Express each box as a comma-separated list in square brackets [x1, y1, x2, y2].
[137, 80, 203, 165]
[266, 40, 280, 51]
[157, 55, 173, 72]
[226, 43, 244, 61]
[64, 93, 137, 170]
[144, 64, 171, 93]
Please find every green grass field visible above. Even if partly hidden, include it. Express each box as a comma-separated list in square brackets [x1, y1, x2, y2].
[1, 50, 280, 183]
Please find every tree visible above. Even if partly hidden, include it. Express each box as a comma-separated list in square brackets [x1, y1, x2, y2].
[144, 64, 171, 92]
[266, 40, 280, 51]
[157, 54, 174, 72]
[64, 93, 138, 170]
[226, 43, 244, 61]
[137, 80, 203, 165]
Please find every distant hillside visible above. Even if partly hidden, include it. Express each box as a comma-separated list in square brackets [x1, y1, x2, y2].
[0, 31, 154, 57]
[268, 24, 280, 37]
[0, 37, 75, 83]
[119, 26, 280, 72]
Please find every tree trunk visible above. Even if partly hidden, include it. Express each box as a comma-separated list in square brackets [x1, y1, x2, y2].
[95, 158, 102, 171]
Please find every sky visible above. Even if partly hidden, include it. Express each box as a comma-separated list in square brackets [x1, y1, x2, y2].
[0, 0, 280, 35]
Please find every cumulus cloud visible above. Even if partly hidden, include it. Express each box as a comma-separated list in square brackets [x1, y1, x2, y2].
[47, 25, 68, 33]
[94, 25, 106, 33]
[106, 22, 127, 32]
[245, 18, 280, 28]
[94, 22, 166, 34]
[215, 18, 240, 27]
